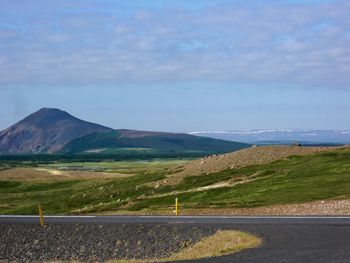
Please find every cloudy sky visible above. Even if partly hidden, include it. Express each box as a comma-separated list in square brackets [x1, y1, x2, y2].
[0, 0, 349, 131]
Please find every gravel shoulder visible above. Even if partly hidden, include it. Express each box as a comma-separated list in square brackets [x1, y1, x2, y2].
[100, 199, 350, 216]
[0, 223, 216, 262]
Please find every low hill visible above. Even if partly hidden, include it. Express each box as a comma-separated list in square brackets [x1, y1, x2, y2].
[156, 145, 343, 186]
[61, 129, 250, 155]
[0, 108, 112, 154]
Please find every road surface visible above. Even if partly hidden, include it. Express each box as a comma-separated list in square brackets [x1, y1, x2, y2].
[1, 215, 350, 262]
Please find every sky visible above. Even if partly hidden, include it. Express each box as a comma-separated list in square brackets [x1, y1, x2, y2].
[0, 0, 349, 132]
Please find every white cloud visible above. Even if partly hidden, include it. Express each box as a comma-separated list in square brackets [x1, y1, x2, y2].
[0, 0, 349, 88]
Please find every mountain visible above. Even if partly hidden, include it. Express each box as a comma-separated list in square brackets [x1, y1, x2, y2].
[189, 130, 350, 145]
[0, 108, 112, 154]
[61, 129, 250, 155]
[0, 108, 250, 155]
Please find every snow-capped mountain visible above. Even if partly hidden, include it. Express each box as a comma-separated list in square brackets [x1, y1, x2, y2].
[189, 130, 350, 145]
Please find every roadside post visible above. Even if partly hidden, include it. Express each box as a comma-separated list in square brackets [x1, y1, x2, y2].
[38, 204, 45, 227]
[175, 198, 179, 216]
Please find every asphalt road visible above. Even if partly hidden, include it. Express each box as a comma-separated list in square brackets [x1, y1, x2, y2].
[1, 215, 350, 263]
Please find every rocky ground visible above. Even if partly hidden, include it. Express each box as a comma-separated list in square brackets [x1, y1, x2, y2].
[176, 199, 350, 216]
[0, 223, 216, 262]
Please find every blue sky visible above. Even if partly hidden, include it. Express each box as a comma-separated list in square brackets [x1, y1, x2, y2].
[0, 0, 349, 131]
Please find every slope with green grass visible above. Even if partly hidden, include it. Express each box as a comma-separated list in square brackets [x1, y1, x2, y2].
[129, 148, 350, 211]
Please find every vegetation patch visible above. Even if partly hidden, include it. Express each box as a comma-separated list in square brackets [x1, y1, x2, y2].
[111, 230, 261, 263]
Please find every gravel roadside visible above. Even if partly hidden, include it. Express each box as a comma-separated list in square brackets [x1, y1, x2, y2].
[0, 223, 216, 262]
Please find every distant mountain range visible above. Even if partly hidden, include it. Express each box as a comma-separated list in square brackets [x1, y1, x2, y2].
[0, 108, 249, 155]
[189, 130, 350, 145]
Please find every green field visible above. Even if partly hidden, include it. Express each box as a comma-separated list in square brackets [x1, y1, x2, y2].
[1, 148, 350, 215]
[41, 159, 187, 174]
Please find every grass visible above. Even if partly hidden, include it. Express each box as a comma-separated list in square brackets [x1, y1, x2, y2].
[110, 230, 261, 263]
[0, 158, 185, 214]
[0, 173, 164, 214]
[1, 148, 350, 215]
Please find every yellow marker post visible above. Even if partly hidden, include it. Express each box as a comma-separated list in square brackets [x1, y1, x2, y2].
[175, 198, 179, 216]
[38, 204, 45, 227]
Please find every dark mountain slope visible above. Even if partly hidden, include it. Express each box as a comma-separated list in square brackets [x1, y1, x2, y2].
[61, 129, 250, 155]
[0, 108, 112, 154]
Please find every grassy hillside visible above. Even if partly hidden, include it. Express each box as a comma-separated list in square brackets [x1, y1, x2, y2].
[1, 147, 350, 215]
[60, 129, 250, 155]
[131, 149, 350, 210]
